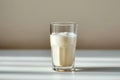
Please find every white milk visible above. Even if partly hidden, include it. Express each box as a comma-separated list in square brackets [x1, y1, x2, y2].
[50, 32, 77, 67]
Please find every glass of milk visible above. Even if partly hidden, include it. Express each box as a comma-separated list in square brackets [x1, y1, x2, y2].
[50, 22, 77, 72]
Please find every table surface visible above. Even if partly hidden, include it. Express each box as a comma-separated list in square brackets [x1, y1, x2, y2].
[0, 50, 120, 80]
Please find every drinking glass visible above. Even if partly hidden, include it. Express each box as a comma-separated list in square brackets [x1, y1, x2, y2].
[50, 22, 77, 72]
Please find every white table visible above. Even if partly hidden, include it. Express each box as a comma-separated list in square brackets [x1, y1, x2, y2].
[0, 50, 120, 80]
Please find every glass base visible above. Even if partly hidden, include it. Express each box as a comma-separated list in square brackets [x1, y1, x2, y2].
[53, 66, 74, 72]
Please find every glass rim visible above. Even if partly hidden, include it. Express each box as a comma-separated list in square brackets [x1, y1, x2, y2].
[50, 21, 77, 25]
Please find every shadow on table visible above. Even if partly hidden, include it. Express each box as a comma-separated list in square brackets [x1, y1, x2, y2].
[74, 67, 120, 72]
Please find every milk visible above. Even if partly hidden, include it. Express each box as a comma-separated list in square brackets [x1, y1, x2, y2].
[50, 32, 77, 67]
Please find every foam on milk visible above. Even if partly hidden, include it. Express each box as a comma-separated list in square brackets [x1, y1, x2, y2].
[50, 32, 76, 67]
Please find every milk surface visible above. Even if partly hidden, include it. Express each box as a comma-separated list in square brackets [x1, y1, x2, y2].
[50, 32, 77, 66]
